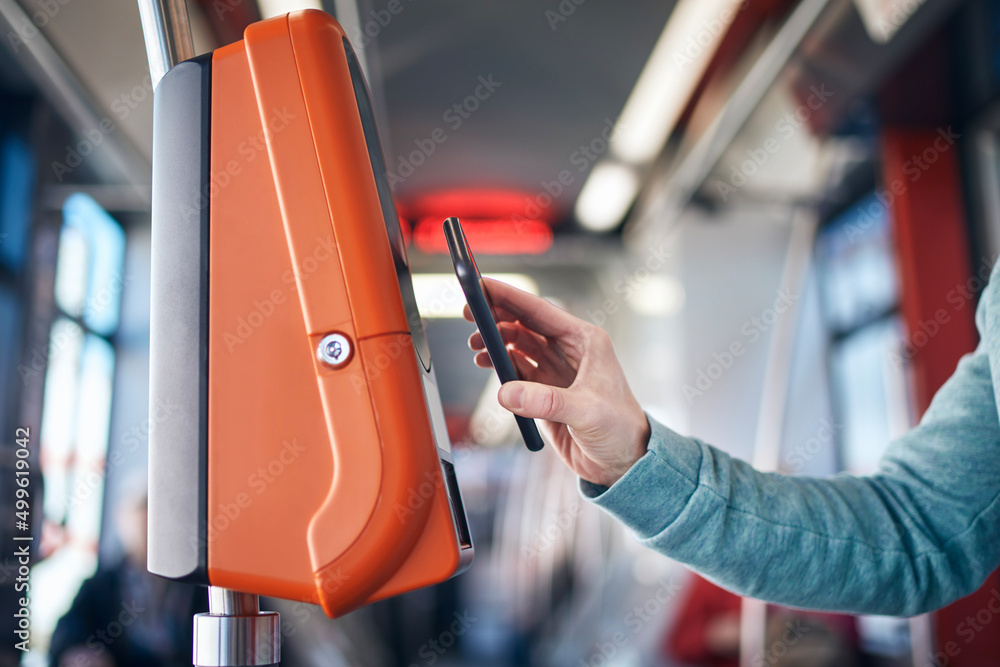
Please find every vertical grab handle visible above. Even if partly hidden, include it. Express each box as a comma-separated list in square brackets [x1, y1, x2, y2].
[136, 0, 195, 89]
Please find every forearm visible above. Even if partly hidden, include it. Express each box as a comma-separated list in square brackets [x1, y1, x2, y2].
[583, 403, 1000, 616]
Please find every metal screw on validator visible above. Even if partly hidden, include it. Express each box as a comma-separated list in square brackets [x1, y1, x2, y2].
[318, 333, 352, 368]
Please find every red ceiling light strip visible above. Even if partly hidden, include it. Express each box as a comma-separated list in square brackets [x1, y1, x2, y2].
[412, 217, 553, 255]
[401, 189, 559, 225]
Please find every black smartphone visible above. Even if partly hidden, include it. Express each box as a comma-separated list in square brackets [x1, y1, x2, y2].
[443, 217, 544, 452]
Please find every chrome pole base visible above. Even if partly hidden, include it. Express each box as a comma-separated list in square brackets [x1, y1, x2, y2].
[193, 588, 281, 667]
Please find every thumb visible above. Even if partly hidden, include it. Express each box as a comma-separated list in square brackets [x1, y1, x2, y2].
[498, 381, 583, 426]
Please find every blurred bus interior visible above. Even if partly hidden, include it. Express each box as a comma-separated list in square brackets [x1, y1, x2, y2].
[3, 0, 1000, 664]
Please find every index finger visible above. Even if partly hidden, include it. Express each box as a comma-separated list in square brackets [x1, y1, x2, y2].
[478, 278, 584, 339]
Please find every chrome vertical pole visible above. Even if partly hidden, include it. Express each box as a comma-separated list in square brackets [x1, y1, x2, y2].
[738, 210, 817, 667]
[193, 588, 281, 666]
[137, 4, 281, 665]
[136, 0, 195, 89]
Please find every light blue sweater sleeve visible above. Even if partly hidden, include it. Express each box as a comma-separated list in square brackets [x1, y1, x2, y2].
[583, 274, 1000, 616]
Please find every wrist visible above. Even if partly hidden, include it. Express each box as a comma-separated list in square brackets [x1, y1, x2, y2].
[602, 411, 651, 485]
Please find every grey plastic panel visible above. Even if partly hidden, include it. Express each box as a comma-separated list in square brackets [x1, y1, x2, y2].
[422, 364, 475, 574]
[147, 55, 211, 583]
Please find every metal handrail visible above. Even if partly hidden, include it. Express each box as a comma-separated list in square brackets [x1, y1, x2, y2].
[136, 0, 195, 89]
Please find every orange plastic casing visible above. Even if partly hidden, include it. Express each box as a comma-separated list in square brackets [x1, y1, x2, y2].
[205, 10, 471, 617]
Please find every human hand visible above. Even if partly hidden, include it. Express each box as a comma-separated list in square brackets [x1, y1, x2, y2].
[466, 278, 650, 487]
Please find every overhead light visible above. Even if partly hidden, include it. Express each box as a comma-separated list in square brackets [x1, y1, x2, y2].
[574, 0, 742, 231]
[574, 163, 640, 232]
[627, 274, 685, 317]
[257, 0, 321, 20]
[412, 273, 539, 319]
[611, 0, 745, 165]
[412, 217, 553, 255]
[403, 189, 559, 224]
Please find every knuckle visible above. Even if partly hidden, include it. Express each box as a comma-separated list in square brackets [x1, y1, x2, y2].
[539, 386, 562, 419]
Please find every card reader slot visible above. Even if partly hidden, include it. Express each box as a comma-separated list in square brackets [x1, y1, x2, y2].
[440, 460, 472, 550]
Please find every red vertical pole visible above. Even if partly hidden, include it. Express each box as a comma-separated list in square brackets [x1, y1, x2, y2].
[882, 127, 1000, 665]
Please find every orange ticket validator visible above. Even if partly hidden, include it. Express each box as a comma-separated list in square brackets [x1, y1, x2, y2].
[147, 10, 473, 618]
